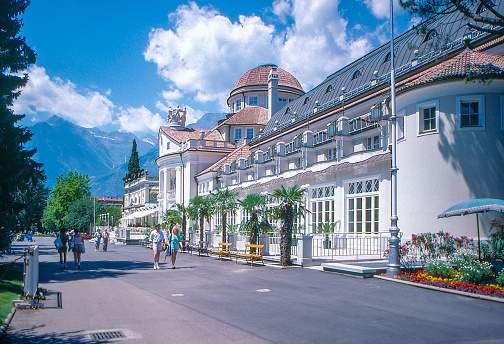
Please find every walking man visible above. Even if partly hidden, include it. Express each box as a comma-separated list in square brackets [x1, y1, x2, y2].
[94, 229, 102, 252]
[149, 224, 165, 269]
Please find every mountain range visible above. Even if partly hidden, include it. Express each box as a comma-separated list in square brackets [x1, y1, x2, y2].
[26, 113, 226, 198]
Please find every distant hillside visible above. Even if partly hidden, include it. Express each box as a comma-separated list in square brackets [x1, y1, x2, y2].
[27, 116, 158, 198]
[187, 113, 227, 129]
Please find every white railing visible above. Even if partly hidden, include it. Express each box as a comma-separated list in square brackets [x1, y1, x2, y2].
[311, 233, 390, 260]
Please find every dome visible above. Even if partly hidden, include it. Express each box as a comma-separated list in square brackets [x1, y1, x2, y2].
[232, 64, 303, 92]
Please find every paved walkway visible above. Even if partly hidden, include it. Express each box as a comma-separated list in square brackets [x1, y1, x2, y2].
[2, 237, 504, 344]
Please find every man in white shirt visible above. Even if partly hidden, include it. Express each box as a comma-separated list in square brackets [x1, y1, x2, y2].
[149, 224, 165, 269]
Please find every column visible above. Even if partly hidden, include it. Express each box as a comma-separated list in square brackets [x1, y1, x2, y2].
[296, 235, 313, 267]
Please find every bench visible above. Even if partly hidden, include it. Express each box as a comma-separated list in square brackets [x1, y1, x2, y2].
[235, 244, 264, 266]
[189, 241, 209, 256]
[209, 242, 232, 261]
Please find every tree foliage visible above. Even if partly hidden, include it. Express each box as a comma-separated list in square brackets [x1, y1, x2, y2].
[188, 195, 213, 247]
[65, 197, 105, 233]
[399, 0, 504, 34]
[123, 139, 144, 183]
[239, 193, 272, 248]
[212, 188, 238, 243]
[42, 171, 91, 232]
[0, 0, 47, 250]
[271, 185, 307, 266]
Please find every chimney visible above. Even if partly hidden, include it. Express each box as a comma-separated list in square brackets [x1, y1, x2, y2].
[268, 66, 279, 120]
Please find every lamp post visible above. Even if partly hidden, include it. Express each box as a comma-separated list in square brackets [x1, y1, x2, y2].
[387, 0, 400, 277]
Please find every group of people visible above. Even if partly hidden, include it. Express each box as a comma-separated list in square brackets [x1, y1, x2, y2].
[149, 224, 183, 269]
[56, 229, 84, 269]
[93, 228, 109, 252]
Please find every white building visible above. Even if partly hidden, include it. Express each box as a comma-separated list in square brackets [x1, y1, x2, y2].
[121, 174, 159, 227]
[157, 4, 504, 241]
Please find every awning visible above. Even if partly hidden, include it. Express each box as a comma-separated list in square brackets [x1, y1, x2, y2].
[121, 208, 159, 220]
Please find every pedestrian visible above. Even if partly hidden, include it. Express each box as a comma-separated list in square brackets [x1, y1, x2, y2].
[57, 229, 69, 269]
[102, 228, 109, 252]
[70, 229, 84, 269]
[149, 224, 165, 269]
[168, 225, 183, 269]
[94, 229, 102, 252]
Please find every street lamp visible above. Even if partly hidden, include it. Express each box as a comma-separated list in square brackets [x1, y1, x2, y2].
[386, 0, 401, 277]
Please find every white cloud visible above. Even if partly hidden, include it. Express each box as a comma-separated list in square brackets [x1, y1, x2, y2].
[13, 65, 114, 128]
[116, 106, 165, 133]
[161, 89, 183, 100]
[362, 0, 403, 20]
[146, 0, 376, 101]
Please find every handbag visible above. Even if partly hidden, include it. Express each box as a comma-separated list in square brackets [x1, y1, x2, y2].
[165, 244, 172, 256]
[81, 241, 86, 253]
[54, 235, 63, 249]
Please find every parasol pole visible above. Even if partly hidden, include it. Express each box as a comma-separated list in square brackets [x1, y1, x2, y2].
[476, 213, 481, 260]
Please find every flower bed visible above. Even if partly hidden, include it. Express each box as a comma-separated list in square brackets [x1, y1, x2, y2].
[400, 271, 504, 299]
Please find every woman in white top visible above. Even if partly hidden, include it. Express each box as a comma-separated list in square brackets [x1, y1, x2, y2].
[149, 224, 165, 269]
[71, 230, 84, 269]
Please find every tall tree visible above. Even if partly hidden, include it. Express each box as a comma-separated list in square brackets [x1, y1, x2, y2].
[175, 203, 189, 237]
[123, 139, 144, 183]
[188, 195, 213, 248]
[42, 171, 91, 232]
[239, 193, 271, 249]
[212, 188, 238, 243]
[0, 0, 46, 250]
[163, 208, 182, 232]
[399, 0, 504, 34]
[271, 185, 307, 267]
[65, 197, 105, 233]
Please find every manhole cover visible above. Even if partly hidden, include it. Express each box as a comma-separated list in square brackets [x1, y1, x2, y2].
[90, 330, 125, 340]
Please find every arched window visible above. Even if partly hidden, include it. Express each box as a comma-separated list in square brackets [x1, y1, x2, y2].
[285, 107, 290, 115]
[303, 97, 310, 105]
[423, 29, 439, 43]
[383, 52, 391, 63]
[351, 70, 362, 80]
[325, 85, 333, 94]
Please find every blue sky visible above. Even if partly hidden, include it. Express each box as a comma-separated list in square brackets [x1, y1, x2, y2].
[14, 0, 413, 135]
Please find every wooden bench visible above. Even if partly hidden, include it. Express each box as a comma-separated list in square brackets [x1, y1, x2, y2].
[189, 241, 209, 256]
[209, 242, 232, 261]
[235, 244, 264, 266]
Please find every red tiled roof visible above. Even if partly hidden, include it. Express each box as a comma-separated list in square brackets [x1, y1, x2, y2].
[401, 49, 504, 90]
[160, 127, 224, 143]
[197, 145, 251, 176]
[221, 107, 269, 125]
[97, 197, 122, 203]
[233, 64, 303, 91]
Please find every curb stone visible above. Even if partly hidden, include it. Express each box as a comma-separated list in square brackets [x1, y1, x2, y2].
[374, 275, 504, 303]
[0, 306, 17, 339]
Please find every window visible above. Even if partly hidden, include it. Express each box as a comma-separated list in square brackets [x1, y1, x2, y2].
[249, 96, 258, 105]
[417, 101, 438, 135]
[310, 186, 335, 232]
[235, 128, 242, 140]
[246, 128, 254, 138]
[352, 70, 362, 80]
[383, 52, 391, 63]
[397, 112, 405, 140]
[325, 85, 333, 94]
[366, 135, 381, 150]
[279, 98, 287, 102]
[166, 142, 170, 150]
[303, 97, 310, 105]
[457, 96, 485, 130]
[347, 178, 379, 234]
[236, 99, 242, 111]
[423, 29, 439, 43]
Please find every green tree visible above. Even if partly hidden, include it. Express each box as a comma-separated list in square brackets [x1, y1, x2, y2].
[14, 169, 48, 233]
[188, 195, 213, 248]
[65, 197, 105, 233]
[271, 185, 307, 266]
[106, 206, 122, 227]
[212, 188, 238, 243]
[0, 0, 46, 250]
[123, 139, 144, 183]
[399, 0, 504, 34]
[239, 193, 271, 249]
[42, 171, 91, 232]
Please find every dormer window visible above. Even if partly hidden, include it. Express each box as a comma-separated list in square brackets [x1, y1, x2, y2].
[303, 97, 310, 105]
[285, 107, 290, 115]
[325, 85, 333, 94]
[351, 70, 362, 80]
[383, 52, 391, 63]
[423, 29, 439, 43]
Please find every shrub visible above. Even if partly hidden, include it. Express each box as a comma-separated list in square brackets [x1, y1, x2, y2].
[424, 261, 455, 279]
[449, 247, 479, 269]
[456, 261, 493, 285]
[497, 271, 504, 286]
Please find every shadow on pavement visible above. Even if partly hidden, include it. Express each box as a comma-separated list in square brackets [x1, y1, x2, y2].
[1, 326, 111, 344]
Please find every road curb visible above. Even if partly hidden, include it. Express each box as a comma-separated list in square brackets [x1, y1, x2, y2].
[0, 305, 17, 339]
[374, 275, 504, 303]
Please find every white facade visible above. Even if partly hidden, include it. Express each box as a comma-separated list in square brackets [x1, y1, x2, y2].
[121, 174, 159, 227]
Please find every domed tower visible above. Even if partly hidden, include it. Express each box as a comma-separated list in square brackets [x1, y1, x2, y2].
[227, 64, 304, 120]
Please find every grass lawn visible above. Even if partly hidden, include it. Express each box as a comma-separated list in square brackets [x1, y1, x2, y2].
[0, 262, 23, 321]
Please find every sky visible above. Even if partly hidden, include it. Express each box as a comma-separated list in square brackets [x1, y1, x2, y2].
[13, 0, 415, 135]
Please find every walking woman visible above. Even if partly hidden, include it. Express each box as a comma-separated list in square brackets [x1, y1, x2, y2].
[102, 228, 109, 252]
[71, 230, 84, 269]
[149, 224, 165, 269]
[168, 225, 183, 269]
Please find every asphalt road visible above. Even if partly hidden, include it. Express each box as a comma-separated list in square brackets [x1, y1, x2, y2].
[2, 237, 504, 344]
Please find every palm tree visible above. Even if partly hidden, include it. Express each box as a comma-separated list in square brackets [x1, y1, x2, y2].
[188, 195, 213, 248]
[212, 188, 238, 243]
[175, 203, 189, 238]
[271, 185, 307, 266]
[239, 193, 271, 251]
[163, 208, 182, 232]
